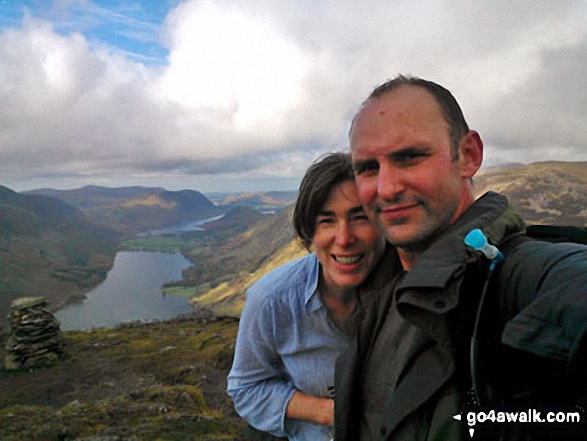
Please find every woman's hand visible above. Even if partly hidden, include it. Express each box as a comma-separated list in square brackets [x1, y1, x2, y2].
[285, 391, 334, 426]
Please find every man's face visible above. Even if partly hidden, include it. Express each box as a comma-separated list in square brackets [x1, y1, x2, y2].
[350, 85, 476, 253]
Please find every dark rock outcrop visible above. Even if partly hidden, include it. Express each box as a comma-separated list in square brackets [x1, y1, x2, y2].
[4, 296, 65, 370]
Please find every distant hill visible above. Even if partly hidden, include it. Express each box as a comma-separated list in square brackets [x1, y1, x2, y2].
[475, 161, 587, 226]
[200, 206, 266, 232]
[26, 186, 223, 234]
[0, 185, 119, 325]
[211, 190, 298, 211]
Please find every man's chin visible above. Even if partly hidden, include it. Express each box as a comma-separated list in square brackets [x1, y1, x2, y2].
[379, 224, 415, 246]
[382, 227, 433, 252]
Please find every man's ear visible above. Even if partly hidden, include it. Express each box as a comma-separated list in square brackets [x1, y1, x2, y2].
[459, 130, 483, 179]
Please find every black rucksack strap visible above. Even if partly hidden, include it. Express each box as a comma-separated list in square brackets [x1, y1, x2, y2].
[525, 225, 587, 244]
[470, 225, 587, 406]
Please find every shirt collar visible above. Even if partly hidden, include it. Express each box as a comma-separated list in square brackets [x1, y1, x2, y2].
[304, 254, 322, 312]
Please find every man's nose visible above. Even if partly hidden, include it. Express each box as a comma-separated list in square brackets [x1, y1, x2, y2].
[377, 163, 405, 200]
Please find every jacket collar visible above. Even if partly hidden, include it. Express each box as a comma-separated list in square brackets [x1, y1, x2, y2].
[398, 191, 526, 292]
[396, 192, 525, 344]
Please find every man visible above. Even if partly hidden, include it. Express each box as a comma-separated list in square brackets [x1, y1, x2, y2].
[335, 75, 587, 440]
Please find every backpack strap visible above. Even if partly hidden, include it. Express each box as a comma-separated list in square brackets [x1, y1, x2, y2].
[525, 225, 587, 244]
[469, 233, 529, 405]
[470, 225, 587, 406]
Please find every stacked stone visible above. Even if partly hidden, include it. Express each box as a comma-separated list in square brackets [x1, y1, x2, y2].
[4, 297, 65, 370]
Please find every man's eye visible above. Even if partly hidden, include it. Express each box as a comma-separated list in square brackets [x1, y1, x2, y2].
[396, 151, 426, 164]
[354, 161, 379, 175]
[317, 218, 333, 224]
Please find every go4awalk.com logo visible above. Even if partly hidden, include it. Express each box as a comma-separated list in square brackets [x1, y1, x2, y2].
[453, 407, 584, 438]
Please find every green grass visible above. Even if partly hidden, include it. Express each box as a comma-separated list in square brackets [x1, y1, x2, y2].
[0, 317, 244, 440]
[121, 235, 199, 253]
[162, 285, 195, 297]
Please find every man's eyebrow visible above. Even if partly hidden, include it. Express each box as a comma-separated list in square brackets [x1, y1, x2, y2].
[389, 146, 430, 159]
[317, 209, 334, 216]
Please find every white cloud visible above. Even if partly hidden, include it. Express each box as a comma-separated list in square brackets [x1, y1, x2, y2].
[1, 0, 587, 191]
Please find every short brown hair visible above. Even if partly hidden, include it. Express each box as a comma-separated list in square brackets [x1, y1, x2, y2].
[354, 75, 469, 159]
[293, 152, 355, 250]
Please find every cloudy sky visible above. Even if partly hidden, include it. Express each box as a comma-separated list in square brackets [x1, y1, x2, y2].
[1, 0, 586, 193]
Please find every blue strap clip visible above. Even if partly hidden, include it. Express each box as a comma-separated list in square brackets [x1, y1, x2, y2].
[464, 229, 504, 270]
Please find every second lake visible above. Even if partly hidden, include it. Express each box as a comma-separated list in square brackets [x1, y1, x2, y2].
[56, 251, 194, 331]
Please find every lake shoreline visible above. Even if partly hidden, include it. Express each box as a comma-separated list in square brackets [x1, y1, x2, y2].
[55, 251, 195, 331]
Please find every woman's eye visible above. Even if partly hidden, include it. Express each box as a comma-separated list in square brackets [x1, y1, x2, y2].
[351, 214, 369, 222]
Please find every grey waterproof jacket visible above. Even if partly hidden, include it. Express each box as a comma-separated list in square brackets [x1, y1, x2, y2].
[334, 192, 587, 440]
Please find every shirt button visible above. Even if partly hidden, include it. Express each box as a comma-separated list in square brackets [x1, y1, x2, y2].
[380, 425, 387, 436]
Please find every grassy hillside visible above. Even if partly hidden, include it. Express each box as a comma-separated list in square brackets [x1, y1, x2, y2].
[181, 206, 298, 299]
[194, 239, 307, 316]
[0, 315, 251, 440]
[475, 161, 587, 225]
[0, 186, 119, 326]
[27, 186, 223, 235]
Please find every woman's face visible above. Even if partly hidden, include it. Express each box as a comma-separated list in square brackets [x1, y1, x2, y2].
[312, 180, 386, 294]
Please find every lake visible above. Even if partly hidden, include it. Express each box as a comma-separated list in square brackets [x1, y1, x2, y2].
[55, 251, 194, 331]
[139, 214, 225, 236]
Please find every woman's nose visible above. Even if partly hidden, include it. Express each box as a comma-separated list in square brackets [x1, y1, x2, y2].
[335, 222, 355, 247]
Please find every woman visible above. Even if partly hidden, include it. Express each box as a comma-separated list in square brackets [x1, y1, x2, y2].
[227, 153, 387, 440]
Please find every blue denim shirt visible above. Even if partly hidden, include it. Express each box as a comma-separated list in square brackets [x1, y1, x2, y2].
[227, 254, 351, 440]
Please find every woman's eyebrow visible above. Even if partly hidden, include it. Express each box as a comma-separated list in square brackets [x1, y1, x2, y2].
[317, 209, 335, 216]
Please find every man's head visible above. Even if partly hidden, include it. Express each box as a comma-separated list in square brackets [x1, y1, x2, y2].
[349, 75, 483, 267]
[359, 75, 470, 160]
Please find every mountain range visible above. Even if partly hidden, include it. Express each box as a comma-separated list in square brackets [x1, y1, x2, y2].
[26, 185, 223, 235]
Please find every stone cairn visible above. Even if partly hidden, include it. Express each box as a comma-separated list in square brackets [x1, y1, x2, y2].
[4, 297, 65, 370]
